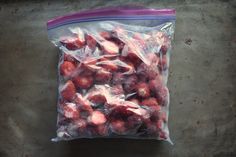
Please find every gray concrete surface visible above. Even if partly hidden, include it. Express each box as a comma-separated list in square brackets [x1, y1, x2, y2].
[0, 0, 236, 157]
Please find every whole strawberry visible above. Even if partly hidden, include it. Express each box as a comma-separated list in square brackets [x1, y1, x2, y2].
[88, 110, 107, 125]
[73, 75, 93, 89]
[110, 120, 127, 135]
[136, 82, 150, 98]
[123, 75, 138, 93]
[60, 61, 76, 77]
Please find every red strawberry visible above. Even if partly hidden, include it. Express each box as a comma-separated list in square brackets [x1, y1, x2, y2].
[156, 86, 168, 106]
[100, 60, 118, 72]
[161, 112, 167, 123]
[63, 103, 79, 119]
[60, 80, 76, 101]
[89, 111, 107, 125]
[148, 77, 163, 93]
[112, 72, 125, 84]
[120, 61, 135, 73]
[147, 53, 160, 65]
[137, 62, 159, 80]
[60, 36, 85, 50]
[100, 40, 119, 55]
[129, 98, 140, 105]
[159, 130, 167, 139]
[63, 53, 77, 63]
[145, 122, 158, 136]
[127, 115, 142, 130]
[160, 45, 168, 55]
[95, 68, 112, 83]
[100, 31, 111, 39]
[159, 55, 168, 71]
[141, 97, 159, 107]
[60, 37, 78, 50]
[126, 52, 142, 66]
[60, 61, 76, 77]
[156, 119, 163, 130]
[73, 75, 93, 89]
[110, 120, 127, 135]
[97, 124, 109, 136]
[148, 104, 162, 122]
[74, 93, 93, 113]
[82, 57, 100, 72]
[123, 75, 138, 93]
[85, 35, 97, 49]
[136, 82, 150, 98]
[74, 118, 87, 134]
[87, 92, 107, 104]
[109, 106, 134, 119]
[111, 84, 124, 95]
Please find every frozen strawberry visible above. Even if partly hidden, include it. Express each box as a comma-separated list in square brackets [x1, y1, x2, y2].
[63, 53, 77, 63]
[87, 92, 107, 104]
[109, 105, 134, 119]
[60, 80, 76, 101]
[120, 61, 135, 73]
[145, 122, 158, 136]
[60, 37, 78, 50]
[89, 111, 107, 125]
[136, 82, 150, 98]
[148, 78, 163, 92]
[137, 63, 159, 80]
[100, 40, 119, 55]
[159, 130, 167, 139]
[160, 45, 168, 55]
[148, 104, 162, 122]
[100, 60, 118, 72]
[100, 31, 111, 39]
[126, 52, 142, 66]
[97, 124, 109, 136]
[111, 84, 124, 95]
[156, 119, 163, 130]
[123, 75, 138, 93]
[112, 72, 125, 84]
[159, 55, 168, 71]
[156, 86, 168, 106]
[147, 53, 160, 65]
[74, 118, 87, 134]
[129, 98, 140, 105]
[141, 97, 159, 107]
[85, 34, 97, 49]
[73, 75, 93, 89]
[110, 120, 127, 135]
[95, 68, 112, 83]
[60, 61, 76, 77]
[127, 115, 142, 130]
[161, 112, 167, 123]
[74, 93, 93, 113]
[60, 36, 85, 50]
[63, 103, 79, 119]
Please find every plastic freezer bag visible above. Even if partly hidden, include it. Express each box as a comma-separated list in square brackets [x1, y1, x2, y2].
[47, 7, 176, 143]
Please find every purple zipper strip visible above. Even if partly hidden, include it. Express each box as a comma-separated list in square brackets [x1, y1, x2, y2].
[47, 7, 175, 28]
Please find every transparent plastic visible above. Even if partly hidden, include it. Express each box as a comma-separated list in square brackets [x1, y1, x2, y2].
[47, 7, 176, 144]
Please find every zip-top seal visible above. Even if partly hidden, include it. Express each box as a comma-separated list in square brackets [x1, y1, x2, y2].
[47, 7, 175, 30]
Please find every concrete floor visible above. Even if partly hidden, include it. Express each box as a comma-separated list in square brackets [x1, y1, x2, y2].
[0, 0, 236, 157]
